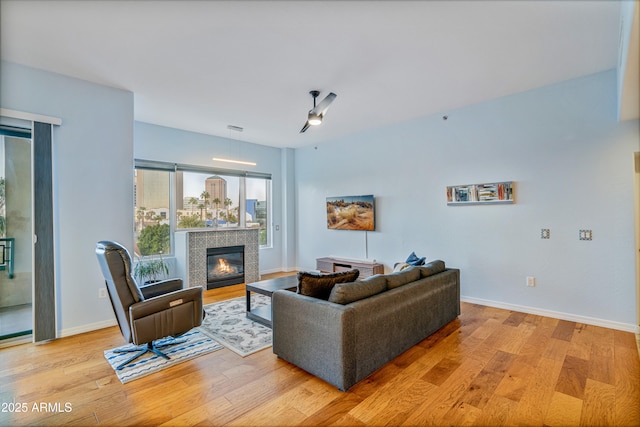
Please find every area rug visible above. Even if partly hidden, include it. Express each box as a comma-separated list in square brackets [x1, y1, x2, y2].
[198, 294, 273, 357]
[104, 329, 223, 384]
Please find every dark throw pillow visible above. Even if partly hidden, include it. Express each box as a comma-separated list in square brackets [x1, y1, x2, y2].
[297, 269, 360, 300]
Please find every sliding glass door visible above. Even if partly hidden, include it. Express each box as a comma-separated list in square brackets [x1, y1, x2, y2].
[0, 133, 33, 340]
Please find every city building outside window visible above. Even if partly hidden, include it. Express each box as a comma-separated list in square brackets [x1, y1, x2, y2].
[246, 177, 271, 246]
[134, 163, 272, 257]
[134, 169, 171, 257]
[177, 172, 239, 229]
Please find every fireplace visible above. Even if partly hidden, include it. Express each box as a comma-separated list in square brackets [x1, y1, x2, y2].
[206, 245, 245, 289]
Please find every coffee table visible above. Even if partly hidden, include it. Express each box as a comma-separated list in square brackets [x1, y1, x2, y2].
[246, 275, 297, 327]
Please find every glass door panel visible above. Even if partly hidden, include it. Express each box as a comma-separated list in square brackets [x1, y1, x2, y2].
[0, 134, 33, 340]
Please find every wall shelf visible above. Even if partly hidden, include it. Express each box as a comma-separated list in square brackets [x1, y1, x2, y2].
[446, 181, 514, 205]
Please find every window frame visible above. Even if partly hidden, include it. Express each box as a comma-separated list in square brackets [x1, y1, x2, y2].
[134, 159, 272, 256]
[245, 176, 273, 248]
[134, 168, 173, 257]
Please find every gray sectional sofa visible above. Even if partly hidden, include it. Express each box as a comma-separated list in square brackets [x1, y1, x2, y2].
[271, 260, 460, 391]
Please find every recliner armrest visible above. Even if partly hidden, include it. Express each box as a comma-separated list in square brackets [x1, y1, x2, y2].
[139, 278, 183, 299]
[130, 286, 203, 321]
[129, 286, 204, 345]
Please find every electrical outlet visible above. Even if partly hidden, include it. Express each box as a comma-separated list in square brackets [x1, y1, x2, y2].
[98, 288, 107, 299]
[526, 276, 536, 287]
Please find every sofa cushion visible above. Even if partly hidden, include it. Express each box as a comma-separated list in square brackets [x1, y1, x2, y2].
[417, 260, 446, 278]
[297, 269, 360, 300]
[386, 267, 421, 289]
[328, 274, 388, 305]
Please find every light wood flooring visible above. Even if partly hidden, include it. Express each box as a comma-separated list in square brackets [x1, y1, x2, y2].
[0, 272, 639, 426]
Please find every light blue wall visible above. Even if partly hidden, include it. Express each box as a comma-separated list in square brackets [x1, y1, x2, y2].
[134, 122, 287, 273]
[295, 70, 640, 328]
[280, 147, 297, 271]
[2, 60, 637, 335]
[0, 61, 134, 335]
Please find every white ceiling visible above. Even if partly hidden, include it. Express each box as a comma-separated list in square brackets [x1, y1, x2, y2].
[0, 1, 631, 148]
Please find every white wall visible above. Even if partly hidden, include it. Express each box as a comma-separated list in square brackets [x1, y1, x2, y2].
[133, 122, 287, 274]
[0, 61, 134, 335]
[295, 70, 640, 330]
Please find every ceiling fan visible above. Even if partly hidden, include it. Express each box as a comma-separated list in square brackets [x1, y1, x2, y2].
[300, 90, 337, 133]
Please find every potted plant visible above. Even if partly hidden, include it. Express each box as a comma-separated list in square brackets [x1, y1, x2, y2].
[133, 253, 169, 285]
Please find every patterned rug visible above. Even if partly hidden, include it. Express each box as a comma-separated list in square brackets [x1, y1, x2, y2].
[104, 329, 223, 383]
[198, 294, 273, 357]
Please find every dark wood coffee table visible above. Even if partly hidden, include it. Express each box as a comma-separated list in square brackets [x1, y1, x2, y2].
[246, 275, 297, 327]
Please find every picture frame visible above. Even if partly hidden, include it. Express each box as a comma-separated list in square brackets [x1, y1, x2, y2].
[326, 195, 375, 231]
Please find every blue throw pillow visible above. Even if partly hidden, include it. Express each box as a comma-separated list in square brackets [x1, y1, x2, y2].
[406, 251, 426, 266]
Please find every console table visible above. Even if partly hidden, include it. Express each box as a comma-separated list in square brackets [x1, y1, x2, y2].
[316, 257, 384, 279]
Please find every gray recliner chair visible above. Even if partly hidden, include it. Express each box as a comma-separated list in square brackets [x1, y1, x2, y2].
[95, 240, 204, 370]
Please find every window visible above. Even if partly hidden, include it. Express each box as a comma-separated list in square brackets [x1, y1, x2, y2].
[134, 160, 272, 256]
[246, 177, 271, 247]
[177, 172, 239, 229]
[134, 169, 171, 257]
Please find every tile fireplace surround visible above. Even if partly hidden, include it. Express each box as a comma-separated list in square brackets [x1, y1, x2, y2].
[174, 228, 260, 288]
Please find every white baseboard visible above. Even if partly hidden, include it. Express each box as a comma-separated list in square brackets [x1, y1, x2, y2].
[58, 319, 117, 338]
[461, 296, 639, 334]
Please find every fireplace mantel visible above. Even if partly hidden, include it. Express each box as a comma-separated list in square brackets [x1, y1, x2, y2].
[175, 228, 260, 288]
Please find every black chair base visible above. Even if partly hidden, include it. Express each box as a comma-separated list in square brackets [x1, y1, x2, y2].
[113, 337, 187, 370]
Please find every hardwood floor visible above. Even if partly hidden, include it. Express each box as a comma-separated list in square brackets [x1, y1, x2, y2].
[0, 272, 638, 426]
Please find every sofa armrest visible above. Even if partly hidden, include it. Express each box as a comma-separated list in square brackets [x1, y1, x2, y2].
[129, 286, 203, 344]
[139, 278, 183, 299]
[272, 290, 355, 391]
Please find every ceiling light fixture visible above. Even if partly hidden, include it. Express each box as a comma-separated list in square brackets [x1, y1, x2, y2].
[307, 112, 323, 126]
[300, 90, 337, 133]
[212, 157, 256, 166]
[215, 125, 255, 166]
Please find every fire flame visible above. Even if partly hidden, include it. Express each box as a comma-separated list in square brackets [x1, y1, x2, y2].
[217, 258, 235, 274]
